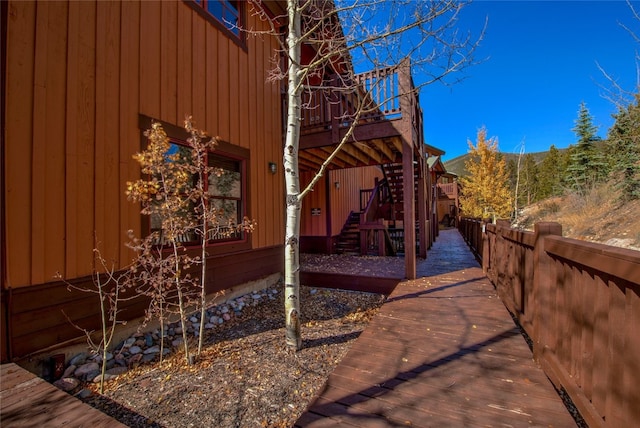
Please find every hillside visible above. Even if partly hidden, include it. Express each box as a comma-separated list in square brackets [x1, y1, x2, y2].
[512, 183, 640, 251]
[444, 151, 549, 178]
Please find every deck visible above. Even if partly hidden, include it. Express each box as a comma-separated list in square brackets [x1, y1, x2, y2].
[0, 363, 127, 427]
[295, 229, 577, 427]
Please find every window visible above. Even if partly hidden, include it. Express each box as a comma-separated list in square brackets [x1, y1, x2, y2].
[207, 154, 243, 241]
[138, 115, 251, 251]
[149, 141, 248, 247]
[189, 0, 243, 41]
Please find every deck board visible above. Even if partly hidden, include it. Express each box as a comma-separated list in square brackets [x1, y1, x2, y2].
[296, 229, 577, 427]
[0, 363, 127, 427]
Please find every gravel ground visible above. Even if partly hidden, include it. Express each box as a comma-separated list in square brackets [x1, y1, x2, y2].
[82, 283, 386, 427]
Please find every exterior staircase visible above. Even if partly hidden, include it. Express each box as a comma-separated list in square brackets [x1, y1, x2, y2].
[335, 211, 362, 255]
[335, 164, 421, 256]
[382, 163, 419, 221]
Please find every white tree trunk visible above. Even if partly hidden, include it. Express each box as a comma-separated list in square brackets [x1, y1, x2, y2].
[284, 0, 302, 350]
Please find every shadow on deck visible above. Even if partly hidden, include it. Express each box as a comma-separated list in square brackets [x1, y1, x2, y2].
[295, 229, 577, 427]
[0, 363, 128, 427]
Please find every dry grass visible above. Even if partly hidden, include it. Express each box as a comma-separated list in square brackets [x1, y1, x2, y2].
[514, 182, 640, 249]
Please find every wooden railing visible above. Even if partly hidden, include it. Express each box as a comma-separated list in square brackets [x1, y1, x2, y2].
[359, 179, 395, 256]
[300, 63, 422, 148]
[459, 218, 640, 428]
[437, 182, 458, 199]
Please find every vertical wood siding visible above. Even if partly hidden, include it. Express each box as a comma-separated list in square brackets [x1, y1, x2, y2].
[4, 0, 284, 289]
[329, 167, 383, 236]
[300, 170, 329, 237]
[300, 166, 383, 237]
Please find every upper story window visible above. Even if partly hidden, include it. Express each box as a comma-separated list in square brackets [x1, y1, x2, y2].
[189, 0, 244, 43]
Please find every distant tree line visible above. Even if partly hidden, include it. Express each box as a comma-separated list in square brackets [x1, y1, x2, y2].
[460, 95, 640, 219]
[507, 98, 640, 207]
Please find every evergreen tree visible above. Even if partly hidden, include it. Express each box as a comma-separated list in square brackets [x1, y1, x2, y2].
[538, 145, 563, 198]
[566, 102, 607, 193]
[506, 158, 518, 191]
[607, 93, 640, 200]
[459, 128, 513, 219]
[521, 154, 540, 205]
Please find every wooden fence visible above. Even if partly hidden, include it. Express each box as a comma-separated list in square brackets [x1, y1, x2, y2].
[458, 217, 640, 428]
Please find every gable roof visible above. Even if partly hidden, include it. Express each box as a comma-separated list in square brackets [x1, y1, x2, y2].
[427, 155, 447, 173]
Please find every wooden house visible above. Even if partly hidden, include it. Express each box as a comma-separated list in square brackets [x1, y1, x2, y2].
[1, 0, 287, 362]
[1, 0, 443, 364]
[299, 141, 447, 259]
[296, 62, 436, 276]
[436, 171, 460, 227]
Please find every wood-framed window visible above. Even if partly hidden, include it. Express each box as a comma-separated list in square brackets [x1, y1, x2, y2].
[186, 0, 245, 47]
[139, 115, 251, 254]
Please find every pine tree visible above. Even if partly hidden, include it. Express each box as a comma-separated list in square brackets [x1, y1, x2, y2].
[459, 127, 513, 219]
[521, 154, 540, 205]
[538, 145, 563, 198]
[566, 102, 607, 193]
[607, 93, 640, 200]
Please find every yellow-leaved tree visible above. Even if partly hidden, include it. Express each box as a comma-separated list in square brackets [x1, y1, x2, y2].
[459, 127, 513, 220]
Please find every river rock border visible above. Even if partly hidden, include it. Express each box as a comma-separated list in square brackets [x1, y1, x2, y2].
[53, 287, 280, 396]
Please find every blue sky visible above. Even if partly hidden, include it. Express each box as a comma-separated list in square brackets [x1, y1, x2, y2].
[421, 1, 640, 161]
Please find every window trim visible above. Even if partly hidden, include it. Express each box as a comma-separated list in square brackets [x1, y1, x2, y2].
[138, 115, 252, 255]
[184, 0, 247, 51]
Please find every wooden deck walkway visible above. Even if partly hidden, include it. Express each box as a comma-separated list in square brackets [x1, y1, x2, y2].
[295, 229, 577, 427]
[0, 363, 127, 427]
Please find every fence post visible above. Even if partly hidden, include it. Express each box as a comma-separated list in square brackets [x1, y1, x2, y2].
[532, 222, 562, 361]
[481, 218, 490, 274]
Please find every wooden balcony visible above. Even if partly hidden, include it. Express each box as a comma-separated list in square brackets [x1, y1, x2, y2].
[298, 63, 423, 172]
[437, 182, 459, 200]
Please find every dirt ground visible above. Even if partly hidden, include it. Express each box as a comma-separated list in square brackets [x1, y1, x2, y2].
[83, 278, 387, 428]
[513, 187, 640, 250]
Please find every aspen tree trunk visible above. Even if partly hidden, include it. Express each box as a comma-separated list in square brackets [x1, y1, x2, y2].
[284, 0, 302, 350]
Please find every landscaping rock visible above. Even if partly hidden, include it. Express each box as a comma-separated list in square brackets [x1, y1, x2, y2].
[128, 346, 142, 355]
[69, 353, 88, 367]
[53, 287, 287, 397]
[53, 377, 80, 392]
[74, 362, 100, 378]
[62, 364, 77, 379]
[106, 366, 128, 376]
[143, 345, 160, 354]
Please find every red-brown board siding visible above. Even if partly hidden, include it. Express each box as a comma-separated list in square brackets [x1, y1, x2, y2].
[5, 1, 35, 287]
[4, 0, 284, 292]
[300, 170, 329, 237]
[7, 246, 282, 358]
[299, 166, 384, 238]
[329, 167, 383, 236]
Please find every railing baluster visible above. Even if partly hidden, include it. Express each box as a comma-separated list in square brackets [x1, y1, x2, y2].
[301, 66, 406, 133]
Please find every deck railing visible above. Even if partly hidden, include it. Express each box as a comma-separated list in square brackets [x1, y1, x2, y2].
[300, 63, 422, 148]
[437, 182, 458, 199]
[358, 179, 396, 256]
[459, 218, 640, 428]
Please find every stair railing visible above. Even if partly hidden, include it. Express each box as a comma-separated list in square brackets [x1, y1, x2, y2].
[359, 179, 395, 256]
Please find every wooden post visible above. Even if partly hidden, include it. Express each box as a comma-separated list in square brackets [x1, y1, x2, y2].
[399, 60, 416, 279]
[481, 218, 490, 274]
[330, 74, 339, 144]
[402, 143, 416, 279]
[532, 222, 562, 361]
[417, 156, 428, 259]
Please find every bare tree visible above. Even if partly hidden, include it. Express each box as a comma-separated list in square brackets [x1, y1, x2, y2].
[597, 0, 640, 108]
[57, 243, 135, 393]
[251, 0, 483, 350]
[513, 141, 525, 221]
[183, 117, 256, 356]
